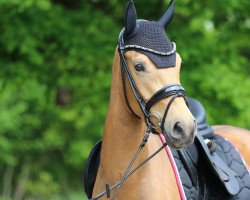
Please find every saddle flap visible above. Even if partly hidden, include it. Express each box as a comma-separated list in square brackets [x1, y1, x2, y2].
[196, 134, 240, 195]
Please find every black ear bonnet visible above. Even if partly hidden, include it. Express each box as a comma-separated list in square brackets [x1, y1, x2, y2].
[120, 0, 176, 68]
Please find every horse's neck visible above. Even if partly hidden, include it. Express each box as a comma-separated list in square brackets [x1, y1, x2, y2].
[93, 51, 181, 199]
[100, 71, 147, 183]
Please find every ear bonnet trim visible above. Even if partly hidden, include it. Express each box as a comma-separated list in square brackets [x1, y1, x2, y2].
[124, 42, 176, 56]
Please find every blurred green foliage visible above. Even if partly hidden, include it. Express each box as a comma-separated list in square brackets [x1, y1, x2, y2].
[0, 0, 249, 199]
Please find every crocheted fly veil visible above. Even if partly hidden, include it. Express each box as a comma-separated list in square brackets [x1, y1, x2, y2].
[122, 0, 176, 68]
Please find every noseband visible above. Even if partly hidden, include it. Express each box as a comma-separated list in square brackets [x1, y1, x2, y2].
[118, 29, 187, 135]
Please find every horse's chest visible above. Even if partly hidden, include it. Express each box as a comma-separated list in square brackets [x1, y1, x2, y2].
[120, 150, 182, 200]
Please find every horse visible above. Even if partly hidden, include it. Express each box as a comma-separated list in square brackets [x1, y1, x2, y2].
[85, 0, 250, 199]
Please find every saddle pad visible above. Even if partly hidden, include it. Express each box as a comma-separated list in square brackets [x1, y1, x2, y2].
[172, 134, 250, 200]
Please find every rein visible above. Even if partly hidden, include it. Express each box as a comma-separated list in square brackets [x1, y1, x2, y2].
[89, 30, 187, 200]
[90, 126, 168, 200]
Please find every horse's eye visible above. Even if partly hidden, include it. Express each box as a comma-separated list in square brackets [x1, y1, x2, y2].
[134, 63, 145, 72]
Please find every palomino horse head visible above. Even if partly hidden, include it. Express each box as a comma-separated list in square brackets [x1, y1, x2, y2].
[118, 0, 197, 149]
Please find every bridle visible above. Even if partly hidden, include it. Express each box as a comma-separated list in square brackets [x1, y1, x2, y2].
[118, 28, 187, 136]
[90, 29, 187, 200]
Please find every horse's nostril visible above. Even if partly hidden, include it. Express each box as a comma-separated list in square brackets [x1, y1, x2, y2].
[174, 122, 183, 133]
[172, 122, 184, 139]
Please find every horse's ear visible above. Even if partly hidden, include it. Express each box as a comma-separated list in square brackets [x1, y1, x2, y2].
[124, 0, 137, 36]
[158, 0, 174, 28]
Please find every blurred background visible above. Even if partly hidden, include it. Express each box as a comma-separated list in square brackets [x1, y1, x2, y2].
[0, 0, 249, 199]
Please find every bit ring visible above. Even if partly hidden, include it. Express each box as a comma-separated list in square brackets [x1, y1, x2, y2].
[147, 114, 161, 129]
